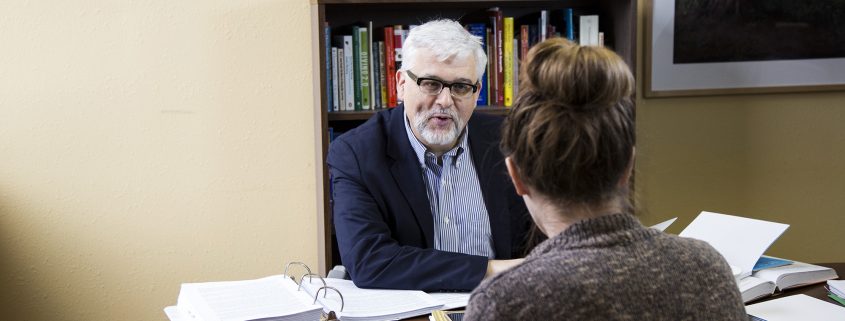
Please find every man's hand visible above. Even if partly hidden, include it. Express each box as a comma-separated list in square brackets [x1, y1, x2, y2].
[485, 259, 525, 279]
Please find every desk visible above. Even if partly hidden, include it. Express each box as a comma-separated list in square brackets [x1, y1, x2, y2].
[402, 263, 844, 321]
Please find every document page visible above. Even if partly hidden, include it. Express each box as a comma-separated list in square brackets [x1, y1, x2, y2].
[178, 275, 320, 321]
[746, 294, 845, 321]
[427, 292, 471, 310]
[301, 278, 442, 319]
[678, 211, 788, 278]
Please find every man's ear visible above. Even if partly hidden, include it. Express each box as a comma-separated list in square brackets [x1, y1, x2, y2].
[396, 70, 406, 102]
[506, 157, 528, 196]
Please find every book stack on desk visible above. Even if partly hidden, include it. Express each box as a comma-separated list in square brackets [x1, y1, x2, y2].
[828, 280, 845, 306]
[677, 211, 839, 303]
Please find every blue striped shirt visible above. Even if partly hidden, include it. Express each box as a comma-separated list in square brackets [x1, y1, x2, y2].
[404, 116, 494, 258]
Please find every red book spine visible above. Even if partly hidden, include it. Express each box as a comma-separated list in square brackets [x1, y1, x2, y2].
[487, 8, 501, 105]
[384, 26, 397, 107]
[495, 10, 504, 105]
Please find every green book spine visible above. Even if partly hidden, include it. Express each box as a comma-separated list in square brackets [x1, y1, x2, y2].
[358, 27, 371, 110]
[352, 26, 362, 111]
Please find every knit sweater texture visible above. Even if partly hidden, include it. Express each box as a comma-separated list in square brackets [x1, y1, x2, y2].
[464, 213, 747, 321]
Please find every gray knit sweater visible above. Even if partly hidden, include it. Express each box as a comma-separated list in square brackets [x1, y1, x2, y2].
[464, 213, 747, 321]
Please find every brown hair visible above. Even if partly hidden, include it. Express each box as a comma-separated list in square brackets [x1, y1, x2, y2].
[501, 38, 635, 207]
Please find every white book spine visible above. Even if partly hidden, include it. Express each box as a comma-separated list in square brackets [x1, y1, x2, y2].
[579, 15, 599, 46]
[342, 35, 354, 111]
[331, 47, 339, 112]
[337, 48, 345, 111]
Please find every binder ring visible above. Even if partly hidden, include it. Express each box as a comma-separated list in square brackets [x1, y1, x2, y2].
[313, 286, 344, 312]
[283, 261, 313, 280]
[298, 273, 327, 293]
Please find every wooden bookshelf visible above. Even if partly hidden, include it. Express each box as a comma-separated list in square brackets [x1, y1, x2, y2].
[315, 0, 637, 272]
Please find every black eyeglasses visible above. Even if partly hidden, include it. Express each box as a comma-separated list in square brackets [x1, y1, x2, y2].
[406, 70, 479, 98]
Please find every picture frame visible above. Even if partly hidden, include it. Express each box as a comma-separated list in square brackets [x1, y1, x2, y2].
[645, 0, 845, 97]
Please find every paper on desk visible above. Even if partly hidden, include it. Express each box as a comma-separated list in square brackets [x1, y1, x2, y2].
[678, 211, 788, 278]
[650, 217, 677, 232]
[427, 292, 470, 310]
[829, 280, 845, 298]
[745, 294, 845, 321]
[163, 306, 189, 321]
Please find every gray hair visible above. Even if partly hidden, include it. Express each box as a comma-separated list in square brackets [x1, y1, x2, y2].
[400, 19, 488, 81]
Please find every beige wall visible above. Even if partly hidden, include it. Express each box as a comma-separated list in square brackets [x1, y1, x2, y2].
[1, 1, 843, 320]
[0, 1, 320, 320]
[634, 1, 845, 262]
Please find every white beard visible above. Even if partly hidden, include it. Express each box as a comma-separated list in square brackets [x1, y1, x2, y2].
[414, 107, 465, 147]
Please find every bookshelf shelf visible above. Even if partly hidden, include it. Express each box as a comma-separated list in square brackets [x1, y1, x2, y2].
[315, 0, 637, 272]
[327, 106, 511, 121]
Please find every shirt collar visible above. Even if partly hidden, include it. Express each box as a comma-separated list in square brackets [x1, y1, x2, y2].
[404, 113, 469, 166]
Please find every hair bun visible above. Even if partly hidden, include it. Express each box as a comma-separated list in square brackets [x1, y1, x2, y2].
[521, 41, 634, 114]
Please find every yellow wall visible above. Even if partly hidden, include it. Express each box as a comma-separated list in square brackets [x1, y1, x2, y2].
[1, 1, 843, 320]
[634, 1, 845, 262]
[0, 1, 321, 320]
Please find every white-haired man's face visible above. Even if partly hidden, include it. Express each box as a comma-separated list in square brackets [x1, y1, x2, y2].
[396, 48, 481, 155]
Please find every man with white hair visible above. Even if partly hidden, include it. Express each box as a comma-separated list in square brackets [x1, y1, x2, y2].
[327, 19, 534, 291]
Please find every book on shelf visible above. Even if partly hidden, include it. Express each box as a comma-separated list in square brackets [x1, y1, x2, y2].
[579, 15, 599, 46]
[324, 22, 333, 112]
[341, 36, 354, 111]
[487, 8, 502, 105]
[502, 17, 514, 107]
[538, 10, 548, 41]
[564, 8, 575, 41]
[331, 47, 339, 112]
[367, 21, 377, 110]
[357, 26, 371, 110]
[512, 38, 519, 101]
[166, 273, 463, 321]
[377, 41, 387, 108]
[383, 26, 397, 108]
[371, 38, 381, 109]
[466, 23, 488, 106]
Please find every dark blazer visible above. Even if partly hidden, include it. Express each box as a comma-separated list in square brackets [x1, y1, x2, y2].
[327, 105, 532, 291]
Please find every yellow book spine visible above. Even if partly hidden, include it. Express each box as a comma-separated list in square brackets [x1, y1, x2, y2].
[503, 17, 514, 107]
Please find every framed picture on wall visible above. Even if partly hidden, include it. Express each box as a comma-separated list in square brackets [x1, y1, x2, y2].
[645, 0, 845, 97]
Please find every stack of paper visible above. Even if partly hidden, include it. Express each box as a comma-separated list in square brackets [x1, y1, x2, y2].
[829, 280, 845, 306]
[302, 278, 442, 321]
[166, 275, 447, 321]
[746, 294, 845, 321]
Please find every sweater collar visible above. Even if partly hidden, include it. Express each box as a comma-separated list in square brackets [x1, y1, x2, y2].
[527, 213, 658, 259]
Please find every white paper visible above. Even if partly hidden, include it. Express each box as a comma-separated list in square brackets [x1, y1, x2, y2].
[650, 217, 677, 232]
[829, 280, 845, 297]
[746, 294, 845, 321]
[301, 278, 442, 320]
[678, 211, 788, 278]
[427, 292, 470, 310]
[177, 275, 321, 321]
[164, 306, 190, 321]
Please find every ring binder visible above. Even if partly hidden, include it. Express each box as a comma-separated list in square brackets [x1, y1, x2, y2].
[298, 273, 328, 295]
[283, 261, 313, 280]
[313, 286, 345, 312]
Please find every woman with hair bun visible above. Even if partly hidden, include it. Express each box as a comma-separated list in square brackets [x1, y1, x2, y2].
[464, 38, 746, 321]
